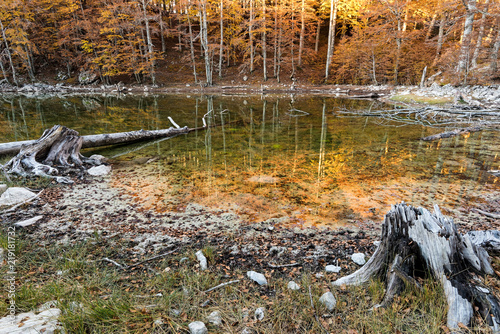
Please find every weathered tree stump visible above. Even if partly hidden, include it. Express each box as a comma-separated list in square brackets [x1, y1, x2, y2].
[1, 124, 191, 183]
[333, 203, 500, 332]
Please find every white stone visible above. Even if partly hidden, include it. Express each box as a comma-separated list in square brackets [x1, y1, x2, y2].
[0, 187, 37, 206]
[254, 307, 265, 321]
[207, 311, 222, 326]
[170, 309, 181, 317]
[287, 281, 300, 290]
[14, 215, 43, 228]
[0, 184, 7, 196]
[351, 253, 366, 265]
[325, 265, 341, 273]
[247, 271, 267, 285]
[319, 292, 337, 311]
[154, 318, 164, 326]
[243, 75, 248, 81]
[195, 250, 208, 270]
[188, 321, 207, 334]
[87, 165, 111, 176]
[0, 308, 62, 334]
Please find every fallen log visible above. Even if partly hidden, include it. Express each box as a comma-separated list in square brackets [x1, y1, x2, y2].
[333, 203, 500, 332]
[0, 125, 190, 157]
[1, 124, 191, 182]
[420, 126, 482, 141]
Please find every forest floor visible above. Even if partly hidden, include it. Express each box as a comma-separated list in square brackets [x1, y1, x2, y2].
[1, 80, 500, 333]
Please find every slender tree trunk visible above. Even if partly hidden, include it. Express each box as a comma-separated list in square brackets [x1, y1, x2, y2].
[0, 18, 18, 86]
[457, 0, 477, 82]
[425, 13, 437, 41]
[290, 0, 296, 79]
[262, 0, 267, 81]
[219, 0, 224, 78]
[471, 0, 489, 69]
[0, 57, 9, 84]
[315, 18, 321, 53]
[273, 0, 279, 77]
[200, 0, 212, 86]
[490, 17, 500, 74]
[325, 0, 337, 80]
[249, 0, 255, 73]
[298, 0, 305, 67]
[187, 2, 198, 83]
[159, 6, 166, 53]
[141, 0, 156, 85]
[432, 13, 447, 66]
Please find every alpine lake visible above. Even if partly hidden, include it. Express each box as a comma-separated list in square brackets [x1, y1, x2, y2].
[1, 93, 498, 229]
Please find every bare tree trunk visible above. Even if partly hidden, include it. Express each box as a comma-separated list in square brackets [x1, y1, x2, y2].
[325, 0, 337, 80]
[298, 0, 305, 67]
[262, 0, 267, 81]
[457, 0, 477, 82]
[249, 0, 255, 73]
[471, 0, 489, 69]
[425, 13, 437, 41]
[140, 0, 156, 85]
[187, 4, 198, 83]
[315, 18, 321, 53]
[218, 0, 224, 78]
[432, 13, 447, 66]
[159, 5, 166, 53]
[0, 18, 18, 86]
[200, 0, 212, 86]
[490, 17, 500, 74]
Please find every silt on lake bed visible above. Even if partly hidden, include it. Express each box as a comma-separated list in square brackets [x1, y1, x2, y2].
[0, 94, 498, 228]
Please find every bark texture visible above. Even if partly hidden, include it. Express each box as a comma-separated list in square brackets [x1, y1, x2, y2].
[333, 203, 500, 331]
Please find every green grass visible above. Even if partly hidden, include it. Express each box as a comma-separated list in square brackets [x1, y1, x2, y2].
[390, 94, 453, 105]
[3, 228, 483, 334]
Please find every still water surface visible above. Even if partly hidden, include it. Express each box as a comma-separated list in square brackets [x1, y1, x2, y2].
[1, 94, 498, 227]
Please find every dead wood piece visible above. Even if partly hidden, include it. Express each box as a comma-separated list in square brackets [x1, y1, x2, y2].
[420, 126, 482, 141]
[333, 203, 500, 331]
[472, 209, 500, 220]
[268, 262, 301, 268]
[204, 280, 241, 293]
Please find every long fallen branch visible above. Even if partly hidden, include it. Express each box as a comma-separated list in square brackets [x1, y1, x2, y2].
[203, 280, 241, 293]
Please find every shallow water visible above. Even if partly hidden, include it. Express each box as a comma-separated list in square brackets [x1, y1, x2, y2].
[1, 94, 498, 227]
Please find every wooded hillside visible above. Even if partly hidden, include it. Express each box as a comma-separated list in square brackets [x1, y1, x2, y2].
[0, 0, 499, 87]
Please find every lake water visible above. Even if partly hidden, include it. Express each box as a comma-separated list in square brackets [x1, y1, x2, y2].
[1, 94, 498, 228]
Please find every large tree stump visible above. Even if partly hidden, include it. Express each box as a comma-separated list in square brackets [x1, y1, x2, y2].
[1, 124, 191, 183]
[333, 203, 500, 332]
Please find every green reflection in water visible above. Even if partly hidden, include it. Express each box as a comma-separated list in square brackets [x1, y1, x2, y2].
[1, 94, 498, 227]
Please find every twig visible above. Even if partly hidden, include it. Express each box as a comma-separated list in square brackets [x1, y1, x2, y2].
[167, 116, 181, 129]
[204, 280, 240, 293]
[268, 262, 302, 268]
[1, 189, 44, 214]
[101, 257, 125, 269]
[472, 209, 500, 219]
[123, 248, 178, 270]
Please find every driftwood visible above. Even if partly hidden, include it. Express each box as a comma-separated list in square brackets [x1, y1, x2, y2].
[421, 126, 483, 141]
[0, 124, 191, 182]
[333, 203, 500, 332]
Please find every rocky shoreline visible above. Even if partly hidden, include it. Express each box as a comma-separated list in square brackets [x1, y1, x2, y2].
[1, 81, 500, 109]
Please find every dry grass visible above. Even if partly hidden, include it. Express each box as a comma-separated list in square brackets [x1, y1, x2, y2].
[2, 229, 496, 334]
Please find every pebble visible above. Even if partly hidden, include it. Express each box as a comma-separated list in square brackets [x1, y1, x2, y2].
[195, 250, 208, 270]
[247, 271, 267, 285]
[188, 321, 208, 334]
[319, 292, 337, 311]
[254, 307, 265, 321]
[0, 187, 36, 206]
[351, 253, 366, 265]
[207, 311, 222, 326]
[87, 165, 111, 176]
[325, 265, 341, 273]
[288, 281, 300, 290]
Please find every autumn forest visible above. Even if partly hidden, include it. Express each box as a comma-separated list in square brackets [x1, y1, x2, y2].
[1, 0, 499, 87]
